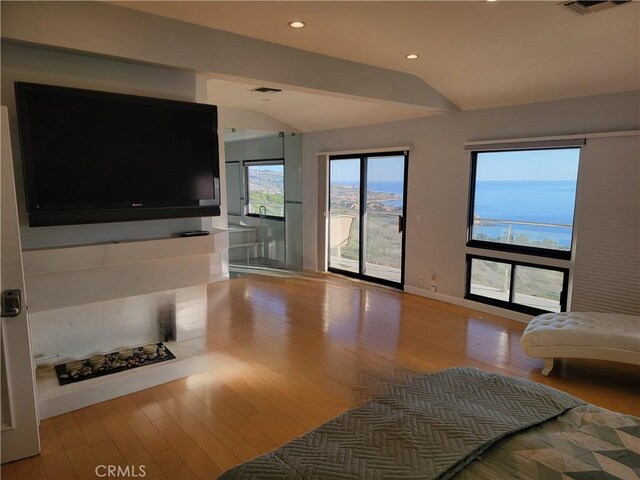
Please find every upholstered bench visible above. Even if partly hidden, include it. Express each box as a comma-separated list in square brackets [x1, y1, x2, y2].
[520, 312, 640, 376]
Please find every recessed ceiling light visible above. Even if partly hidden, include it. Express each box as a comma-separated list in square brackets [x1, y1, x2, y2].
[288, 21, 305, 28]
[405, 54, 419, 60]
[486, 0, 497, 2]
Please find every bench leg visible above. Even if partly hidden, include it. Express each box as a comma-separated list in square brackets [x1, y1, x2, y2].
[541, 358, 554, 376]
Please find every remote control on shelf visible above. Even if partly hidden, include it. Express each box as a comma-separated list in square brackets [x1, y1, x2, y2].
[179, 230, 210, 237]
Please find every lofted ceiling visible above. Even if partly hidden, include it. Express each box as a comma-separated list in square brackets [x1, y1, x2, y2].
[206, 77, 437, 132]
[113, 1, 639, 112]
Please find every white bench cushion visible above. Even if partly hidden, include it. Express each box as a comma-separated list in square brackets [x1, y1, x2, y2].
[522, 312, 640, 352]
[521, 312, 640, 375]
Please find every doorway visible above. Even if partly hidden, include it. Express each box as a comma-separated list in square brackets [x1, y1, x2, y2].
[328, 151, 408, 288]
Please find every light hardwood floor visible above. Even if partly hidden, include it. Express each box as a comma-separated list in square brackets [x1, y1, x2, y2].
[3, 274, 639, 479]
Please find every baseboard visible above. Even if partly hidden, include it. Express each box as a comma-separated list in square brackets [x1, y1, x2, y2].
[404, 286, 532, 324]
[209, 272, 230, 283]
[306, 269, 533, 324]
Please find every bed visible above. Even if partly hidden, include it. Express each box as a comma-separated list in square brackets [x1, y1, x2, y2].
[219, 367, 639, 480]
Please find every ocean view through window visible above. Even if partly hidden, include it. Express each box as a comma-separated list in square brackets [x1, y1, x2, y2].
[468, 148, 580, 258]
[465, 146, 579, 314]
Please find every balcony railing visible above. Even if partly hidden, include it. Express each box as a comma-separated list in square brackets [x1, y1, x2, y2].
[473, 217, 572, 229]
[472, 217, 572, 250]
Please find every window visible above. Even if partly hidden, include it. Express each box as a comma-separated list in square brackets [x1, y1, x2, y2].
[468, 148, 580, 259]
[245, 161, 284, 219]
[466, 255, 569, 315]
[465, 145, 581, 314]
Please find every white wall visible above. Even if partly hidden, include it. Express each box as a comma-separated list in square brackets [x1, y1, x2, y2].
[225, 135, 284, 162]
[302, 91, 640, 313]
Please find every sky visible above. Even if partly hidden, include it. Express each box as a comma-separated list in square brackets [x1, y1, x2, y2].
[330, 155, 405, 183]
[328, 149, 580, 183]
[475, 148, 580, 181]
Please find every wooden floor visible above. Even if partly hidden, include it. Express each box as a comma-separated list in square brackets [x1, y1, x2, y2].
[3, 274, 639, 479]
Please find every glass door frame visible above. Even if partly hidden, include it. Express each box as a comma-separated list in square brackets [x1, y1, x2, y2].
[327, 150, 409, 289]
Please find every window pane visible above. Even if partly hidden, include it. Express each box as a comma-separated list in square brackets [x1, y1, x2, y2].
[365, 155, 404, 284]
[471, 148, 580, 252]
[469, 258, 511, 302]
[329, 158, 360, 274]
[513, 266, 563, 313]
[247, 164, 284, 217]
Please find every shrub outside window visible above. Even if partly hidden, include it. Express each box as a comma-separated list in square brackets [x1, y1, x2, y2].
[465, 255, 569, 315]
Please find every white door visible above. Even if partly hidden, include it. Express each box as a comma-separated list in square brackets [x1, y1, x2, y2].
[1, 106, 41, 462]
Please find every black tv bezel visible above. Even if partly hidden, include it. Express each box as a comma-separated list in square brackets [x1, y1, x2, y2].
[15, 82, 221, 227]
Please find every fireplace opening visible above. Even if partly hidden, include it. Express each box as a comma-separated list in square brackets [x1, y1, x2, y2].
[54, 342, 175, 386]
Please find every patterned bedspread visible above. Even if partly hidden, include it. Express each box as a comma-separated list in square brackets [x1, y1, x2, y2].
[219, 367, 586, 479]
[454, 404, 640, 480]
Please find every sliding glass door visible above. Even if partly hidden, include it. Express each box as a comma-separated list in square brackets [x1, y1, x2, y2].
[328, 152, 407, 288]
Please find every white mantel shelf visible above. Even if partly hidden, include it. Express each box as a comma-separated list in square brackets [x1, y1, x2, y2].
[22, 230, 228, 312]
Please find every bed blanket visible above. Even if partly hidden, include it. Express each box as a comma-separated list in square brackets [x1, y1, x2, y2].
[454, 404, 640, 480]
[219, 367, 584, 479]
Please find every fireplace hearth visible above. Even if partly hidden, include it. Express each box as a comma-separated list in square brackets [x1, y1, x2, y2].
[54, 343, 175, 386]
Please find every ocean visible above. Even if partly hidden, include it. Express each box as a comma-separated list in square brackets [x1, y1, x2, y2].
[334, 181, 404, 206]
[472, 180, 576, 248]
[333, 180, 576, 247]
[474, 180, 576, 225]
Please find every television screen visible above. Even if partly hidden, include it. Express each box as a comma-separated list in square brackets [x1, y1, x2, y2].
[15, 82, 220, 227]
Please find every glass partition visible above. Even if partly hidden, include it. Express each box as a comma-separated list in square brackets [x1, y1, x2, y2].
[223, 128, 302, 270]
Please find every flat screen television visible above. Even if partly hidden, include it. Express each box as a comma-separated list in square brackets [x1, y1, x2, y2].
[15, 82, 221, 227]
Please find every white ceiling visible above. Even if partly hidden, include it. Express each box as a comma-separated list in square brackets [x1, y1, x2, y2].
[207, 77, 437, 132]
[112, 1, 639, 112]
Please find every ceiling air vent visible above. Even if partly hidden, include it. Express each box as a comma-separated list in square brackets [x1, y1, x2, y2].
[559, 0, 632, 15]
[250, 87, 283, 94]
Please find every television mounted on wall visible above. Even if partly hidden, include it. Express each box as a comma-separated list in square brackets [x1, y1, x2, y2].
[15, 82, 221, 227]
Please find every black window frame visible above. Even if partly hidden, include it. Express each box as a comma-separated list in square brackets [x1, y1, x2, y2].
[244, 158, 285, 222]
[327, 151, 409, 290]
[465, 254, 569, 316]
[466, 148, 580, 261]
